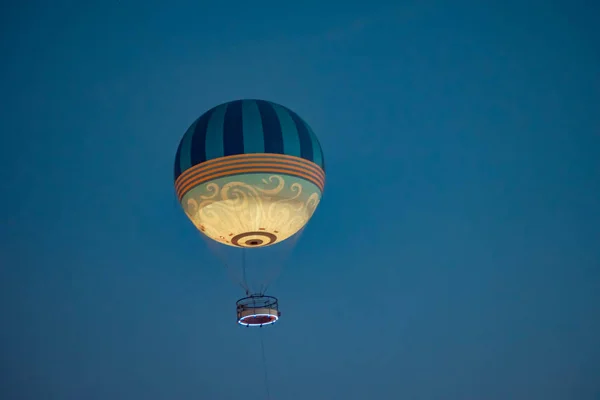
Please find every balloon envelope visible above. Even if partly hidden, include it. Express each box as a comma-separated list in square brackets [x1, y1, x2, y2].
[174, 99, 325, 248]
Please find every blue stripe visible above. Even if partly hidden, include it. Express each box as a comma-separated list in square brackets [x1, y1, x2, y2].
[305, 123, 324, 169]
[174, 138, 183, 180]
[256, 100, 284, 154]
[182, 118, 202, 172]
[269, 102, 301, 158]
[205, 103, 228, 160]
[318, 140, 326, 171]
[288, 110, 313, 163]
[242, 100, 265, 154]
[223, 100, 244, 156]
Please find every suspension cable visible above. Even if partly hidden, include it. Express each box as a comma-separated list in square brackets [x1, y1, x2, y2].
[261, 228, 305, 294]
[242, 248, 249, 295]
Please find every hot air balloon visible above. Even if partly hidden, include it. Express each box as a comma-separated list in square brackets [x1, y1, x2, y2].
[174, 99, 325, 326]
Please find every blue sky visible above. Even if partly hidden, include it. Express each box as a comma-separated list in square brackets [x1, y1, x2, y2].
[1, 1, 599, 399]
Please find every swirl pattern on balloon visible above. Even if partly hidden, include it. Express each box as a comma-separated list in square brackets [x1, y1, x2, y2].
[182, 173, 322, 247]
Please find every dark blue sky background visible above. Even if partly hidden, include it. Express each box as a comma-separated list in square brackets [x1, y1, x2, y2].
[1, 1, 599, 399]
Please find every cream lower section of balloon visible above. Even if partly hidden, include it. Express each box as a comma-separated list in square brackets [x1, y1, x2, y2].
[181, 174, 322, 248]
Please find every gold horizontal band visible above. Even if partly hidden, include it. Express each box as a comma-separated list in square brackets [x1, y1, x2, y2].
[177, 162, 324, 198]
[176, 153, 324, 193]
[175, 154, 325, 200]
